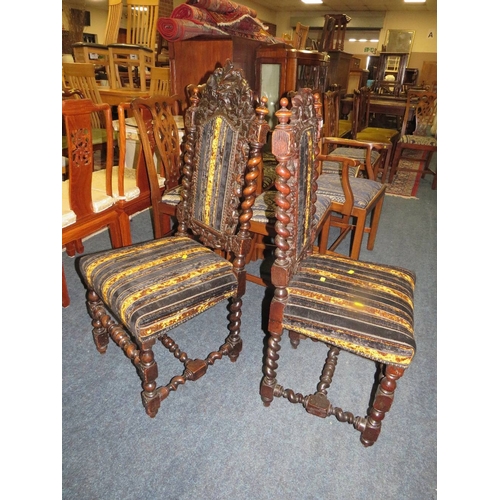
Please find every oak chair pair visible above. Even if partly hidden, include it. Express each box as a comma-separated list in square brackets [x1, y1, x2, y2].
[77, 65, 416, 447]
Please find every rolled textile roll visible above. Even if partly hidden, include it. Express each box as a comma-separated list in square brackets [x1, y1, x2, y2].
[157, 17, 227, 41]
[187, 0, 257, 17]
[171, 4, 216, 24]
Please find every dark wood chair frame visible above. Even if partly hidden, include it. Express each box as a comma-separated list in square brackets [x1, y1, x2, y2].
[260, 89, 417, 446]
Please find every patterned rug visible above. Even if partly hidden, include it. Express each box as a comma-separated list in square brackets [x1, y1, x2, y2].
[384, 150, 427, 199]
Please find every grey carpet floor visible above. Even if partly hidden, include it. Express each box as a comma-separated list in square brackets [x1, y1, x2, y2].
[61, 166, 437, 500]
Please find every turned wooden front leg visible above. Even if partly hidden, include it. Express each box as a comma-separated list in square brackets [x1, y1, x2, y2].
[137, 340, 161, 418]
[87, 290, 109, 354]
[360, 364, 405, 447]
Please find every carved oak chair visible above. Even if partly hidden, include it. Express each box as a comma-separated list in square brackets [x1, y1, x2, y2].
[388, 90, 437, 189]
[77, 61, 269, 417]
[260, 94, 417, 446]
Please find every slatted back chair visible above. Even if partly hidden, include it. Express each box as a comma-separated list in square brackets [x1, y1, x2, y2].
[388, 90, 437, 189]
[149, 66, 172, 96]
[62, 98, 132, 307]
[107, 0, 159, 90]
[72, 0, 123, 83]
[130, 94, 184, 237]
[77, 61, 269, 417]
[260, 90, 417, 447]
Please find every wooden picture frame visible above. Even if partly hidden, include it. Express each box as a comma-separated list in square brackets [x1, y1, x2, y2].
[384, 30, 415, 53]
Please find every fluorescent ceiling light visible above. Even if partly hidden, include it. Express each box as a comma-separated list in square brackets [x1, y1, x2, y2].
[301, 0, 323, 4]
[404, 0, 426, 3]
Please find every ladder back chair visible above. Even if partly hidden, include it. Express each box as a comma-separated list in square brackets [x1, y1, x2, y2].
[260, 91, 417, 447]
[388, 90, 437, 189]
[62, 98, 132, 307]
[72, 0, 123, 83]
[107, 0, 159, 90]
[77, 61, 268, 417]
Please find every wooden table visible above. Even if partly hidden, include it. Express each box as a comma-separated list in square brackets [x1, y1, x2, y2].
[340, 96, 414, 121]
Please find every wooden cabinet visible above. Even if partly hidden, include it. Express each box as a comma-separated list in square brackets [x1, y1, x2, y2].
[326, 50, 352, 93]
[169, 36, 263, 111]
[256, 44, 330, 124]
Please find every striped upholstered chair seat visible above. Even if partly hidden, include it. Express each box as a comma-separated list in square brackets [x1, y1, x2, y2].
[316, 174, 384, 209]
[281, 253, 415, 367]
[260, 89, 416, 447]
[79, 236, 239, 341]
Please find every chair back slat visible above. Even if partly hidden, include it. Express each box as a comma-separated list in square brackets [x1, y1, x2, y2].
[104, 0, 123, 45]
[126, 0, 159, 50]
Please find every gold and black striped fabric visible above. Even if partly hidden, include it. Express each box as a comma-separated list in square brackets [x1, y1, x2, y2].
[79, 236, 238, 341]
[282, 253, 416, 367]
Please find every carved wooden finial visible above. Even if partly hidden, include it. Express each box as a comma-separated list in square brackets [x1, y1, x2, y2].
[276, 97, 291, 125]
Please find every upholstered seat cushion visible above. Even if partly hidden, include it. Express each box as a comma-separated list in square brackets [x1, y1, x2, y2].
[316, 174, 384, 209]
[62, 176, 115, 228]
[399, 135, 437, 147]
[251, 191, 331, 225]
[78, 236, 238, 341]
[338, 119, 352, 137]
[92, 167, 141, 201]
[357, 127, 399, 144]
[282, 253, 416, 366]
[161, 185, 182, 206]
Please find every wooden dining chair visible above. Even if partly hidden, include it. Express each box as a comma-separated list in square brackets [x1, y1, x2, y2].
[129, 94, 184, 237]
[388, 90, 437, 189]
[62, 62, 117, 165]
[77, 61, 268, 416]
[322, 87, 388, 181]
[72, 0, 123, 84]
[62, 98, 132, 307]
[260, 90, 417, 446]
[247, 91, 331, 286]
[107, 0, 159, 91]
[352, 87, 400, 183]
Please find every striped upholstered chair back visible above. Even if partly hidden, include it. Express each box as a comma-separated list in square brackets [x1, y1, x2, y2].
[178, 61, 270, 253]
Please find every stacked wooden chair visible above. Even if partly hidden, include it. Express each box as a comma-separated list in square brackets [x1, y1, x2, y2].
[260, 90, 417, 446]
[77, 61, 269, 416]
